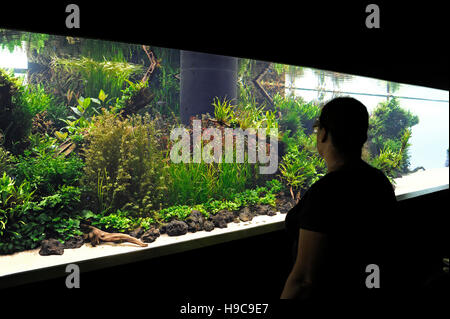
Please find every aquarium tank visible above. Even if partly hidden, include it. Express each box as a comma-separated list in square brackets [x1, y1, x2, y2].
[0, 29, 448, 258]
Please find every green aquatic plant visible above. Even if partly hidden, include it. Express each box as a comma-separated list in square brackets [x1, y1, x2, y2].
[59, 90, 114, 144]
[13, 82, 58, 116]
[273, 93, 321, 136]
[0, 172, 84, 254]
[82, 111, 168, 218]
[158, 205, 194, 222]
[92, 210, 133, 233]
[0, 172, 35, 252]
[369, 128, 411, 184]
[213, 97, 235, 125]
[115, 79, 154, 116]
[0, 68, 33, 154]
[166, 151, 258, 206]
[152, 63, 180, 116]
[279, 148, 325, 200]
[0, 29, 50, 54]
[158, 178, 282, 222]
[368, 98, 418, 174]
[0, 147, 12, 176]
[12, 134, 85, 197]
[51, 56, 143, 102]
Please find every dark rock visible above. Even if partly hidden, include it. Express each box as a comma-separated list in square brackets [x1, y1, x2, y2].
[217, 210, 234, 223]
[231, 210, 241, 218]
[267, 208, 277, 216]
[252, 204, 274, 216]
[276, 196, 296, 214]
[39, 239, 64, 256]
[141, 227, 160, 243]
[211, 213, 228, 228]
[129, 227, 144, 238]
[203, 220, 215, 232]
[64, 236, 84, 249]
[239, 206, 251, 215]
[159, 224, 167, 234]
[166, 220, 188, 236]
[185, 210, 205, 233]
[239, 210, 253, 222]
[259, 204, 277, 216]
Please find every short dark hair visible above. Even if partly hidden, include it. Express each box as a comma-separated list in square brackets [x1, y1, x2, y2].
[318, 97, 369, 156]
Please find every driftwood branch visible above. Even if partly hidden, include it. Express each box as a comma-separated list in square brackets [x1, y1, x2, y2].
[141, 45, 157, 83]
[81, 224, 148, 247]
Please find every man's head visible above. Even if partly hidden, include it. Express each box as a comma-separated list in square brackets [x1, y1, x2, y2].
[315, 97, 369, 159]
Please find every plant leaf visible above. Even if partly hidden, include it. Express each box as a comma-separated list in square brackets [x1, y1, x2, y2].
[98, 89, 107, 102]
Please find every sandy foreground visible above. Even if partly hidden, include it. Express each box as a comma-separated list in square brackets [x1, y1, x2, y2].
[0, 167, 448, 278]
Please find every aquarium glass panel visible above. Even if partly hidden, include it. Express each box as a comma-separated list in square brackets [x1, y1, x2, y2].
[0, 29, 448, 262]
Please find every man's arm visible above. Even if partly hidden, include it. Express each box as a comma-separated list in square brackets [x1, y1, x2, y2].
[280, 228, 328, 299]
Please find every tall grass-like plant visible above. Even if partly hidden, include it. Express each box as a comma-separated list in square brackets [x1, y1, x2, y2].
[166, 151, 258, 206]
[51, 57, 143, 102]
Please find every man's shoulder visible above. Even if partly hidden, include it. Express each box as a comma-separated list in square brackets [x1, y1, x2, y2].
[310, 160, 393, 193]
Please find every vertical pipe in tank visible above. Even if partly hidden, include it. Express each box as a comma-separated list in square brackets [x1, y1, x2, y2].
[180, 51, 237, 125]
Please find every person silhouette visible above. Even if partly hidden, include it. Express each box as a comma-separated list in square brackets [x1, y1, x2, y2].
[281, 97, 400, 305]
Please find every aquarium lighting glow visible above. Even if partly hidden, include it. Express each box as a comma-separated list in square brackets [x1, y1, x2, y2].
[0, 44, 27, 69]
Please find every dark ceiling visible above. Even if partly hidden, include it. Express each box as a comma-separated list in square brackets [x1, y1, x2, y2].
[1, 2, 448, 91]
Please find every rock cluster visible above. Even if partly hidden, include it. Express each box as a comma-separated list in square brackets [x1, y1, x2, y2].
[39, 199, 293, 256]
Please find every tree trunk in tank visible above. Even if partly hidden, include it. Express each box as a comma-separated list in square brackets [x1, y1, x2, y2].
[180, 51, 237, 125]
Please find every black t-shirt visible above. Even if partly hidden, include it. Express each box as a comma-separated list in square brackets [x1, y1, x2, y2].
[285, 159, 400, 301]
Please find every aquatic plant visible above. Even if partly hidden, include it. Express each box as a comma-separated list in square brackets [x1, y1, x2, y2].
[92, 210, 133, 233]
[12, 134, 85, 197]
[0, 29, 50, 54]
[0, 68, 33, 154]
[0, 172, 35, 252]
[159, 179, 283, 222]
[0, 144, 84, 255]
[115, 80, 154, 116]
[0, 147, 12, 176]
[279, 148, 325, 200]
[51, 56, 143, 102]
[0, 182, 84, 254]
[82, 111, 168, 218]
[367, 98, 418, 174]
[273, 93, 321, 137]
[79, 38, 135, 62]
[213, 97, 235, 125]
[166, 152, 258, 207]
[369, 128, 411, 184]
[31, 111, 56, 136]
[151, 63, 180, 116]
[58, 90, 113, 145]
